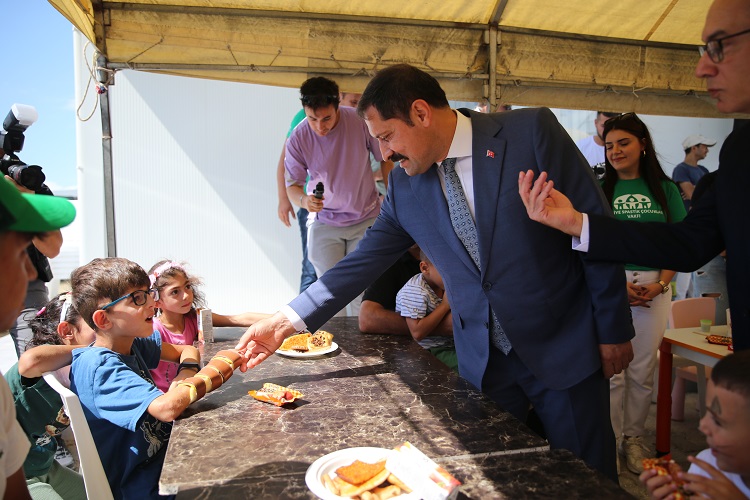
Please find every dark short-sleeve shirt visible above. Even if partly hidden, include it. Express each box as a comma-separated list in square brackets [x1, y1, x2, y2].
[672, 162, 709, 211]
[362, 252, 420, 310]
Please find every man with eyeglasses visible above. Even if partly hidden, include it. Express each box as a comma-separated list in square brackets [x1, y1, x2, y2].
[519, 0, 750, 352]
[284, 76, 392, 316]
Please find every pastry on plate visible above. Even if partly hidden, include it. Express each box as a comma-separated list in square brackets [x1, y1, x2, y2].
[279, 332, 311, 351]
[308, 331, 333, 351]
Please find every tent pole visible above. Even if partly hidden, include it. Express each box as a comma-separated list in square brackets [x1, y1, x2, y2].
[489, 25, 498, 110]
[97, 56, 117, 257]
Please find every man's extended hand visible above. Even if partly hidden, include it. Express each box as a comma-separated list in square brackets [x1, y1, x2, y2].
[235, 312, 296, 371]
[518, 170, 584, 237]
[599, 341, 634, 379]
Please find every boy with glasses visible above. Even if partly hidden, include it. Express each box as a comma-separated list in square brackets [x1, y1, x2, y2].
[69, 257, 201, 499]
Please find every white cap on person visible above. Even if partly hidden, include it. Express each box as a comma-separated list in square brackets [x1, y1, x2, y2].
[682, 134, 717, 150]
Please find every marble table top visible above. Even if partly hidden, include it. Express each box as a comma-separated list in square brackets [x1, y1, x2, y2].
[160, 317, 630, 499]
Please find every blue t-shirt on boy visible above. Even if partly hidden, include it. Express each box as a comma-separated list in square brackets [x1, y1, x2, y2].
[71, 332, 173, 499]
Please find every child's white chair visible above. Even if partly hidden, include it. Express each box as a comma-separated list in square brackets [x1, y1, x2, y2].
[43, 372, 114, 500]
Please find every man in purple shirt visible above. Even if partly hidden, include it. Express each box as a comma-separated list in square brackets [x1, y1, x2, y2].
[285, 77, 392, 316]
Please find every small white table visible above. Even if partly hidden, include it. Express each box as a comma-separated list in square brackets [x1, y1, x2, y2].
[656, 325, 731, 457]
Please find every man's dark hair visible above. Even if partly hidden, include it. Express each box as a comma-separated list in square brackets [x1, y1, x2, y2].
[357, 64, 450, 125]
[71, 257, 150, 330]
[300, 77, 340, 111]
[597, 111, 619, 119]
[711, 351, 750, 403]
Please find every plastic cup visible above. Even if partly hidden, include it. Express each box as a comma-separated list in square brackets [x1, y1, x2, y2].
[700, 319, 712, 333]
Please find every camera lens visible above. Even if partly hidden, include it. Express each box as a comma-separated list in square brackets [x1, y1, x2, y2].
[8, 164, 46, 191]
[592, 163, 606, 181]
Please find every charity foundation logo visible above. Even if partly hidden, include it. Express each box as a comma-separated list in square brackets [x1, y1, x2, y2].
[613, 192, 664, 219]
[613, 193, 651, 210]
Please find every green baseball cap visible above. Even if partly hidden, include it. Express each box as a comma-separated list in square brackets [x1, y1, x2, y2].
[0, 178, 76, 233]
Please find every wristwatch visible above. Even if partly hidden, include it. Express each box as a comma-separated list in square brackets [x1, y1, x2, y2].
[177, 361, 201, 373]
[657, 280, 670, 294]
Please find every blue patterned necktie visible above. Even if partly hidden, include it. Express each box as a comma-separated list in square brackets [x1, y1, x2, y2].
[442, 158, 512, 354]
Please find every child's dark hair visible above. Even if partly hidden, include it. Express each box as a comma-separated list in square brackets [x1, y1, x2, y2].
[27, 293, 82, 348]
[71, 258, 150, 330]
[148, 260, 206, 312]
[711, 351, 750, 402]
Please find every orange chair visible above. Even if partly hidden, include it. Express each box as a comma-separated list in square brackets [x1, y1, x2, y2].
[668, 297, 716, 421]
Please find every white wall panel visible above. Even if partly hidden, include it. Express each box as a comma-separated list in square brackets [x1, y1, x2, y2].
[76, 28, 304, 313]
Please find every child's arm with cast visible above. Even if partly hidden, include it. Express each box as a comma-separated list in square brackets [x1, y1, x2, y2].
[17, 345, 83, 378]
[406, 293, 452, 342]
[147, 342, 202, 421]
[147, 346, 242, 422]
[212, 311, 272, 327]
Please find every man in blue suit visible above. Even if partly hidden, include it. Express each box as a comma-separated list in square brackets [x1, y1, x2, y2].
[237, 64, 634, 481]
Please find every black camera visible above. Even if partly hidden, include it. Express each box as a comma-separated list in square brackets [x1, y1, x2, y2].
[1, 104, 48, 192]
[313, 182, 324, 199]
[592, 162, 606, 181]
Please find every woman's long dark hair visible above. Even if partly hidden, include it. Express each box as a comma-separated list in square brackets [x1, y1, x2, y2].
[600, 113, 675, 222]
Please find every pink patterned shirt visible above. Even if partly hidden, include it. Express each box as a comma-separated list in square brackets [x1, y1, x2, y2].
[150, 311, 198, 392]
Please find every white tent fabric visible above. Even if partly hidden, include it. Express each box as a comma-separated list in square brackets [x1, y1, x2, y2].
[48, 0, 740, 118]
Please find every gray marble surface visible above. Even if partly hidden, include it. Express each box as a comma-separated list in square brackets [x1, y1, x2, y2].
[160, 318, 629, 499]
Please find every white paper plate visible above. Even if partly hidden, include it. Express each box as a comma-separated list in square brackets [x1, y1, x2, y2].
[306, 447, 403, 500]
[276, 342, 338, 358]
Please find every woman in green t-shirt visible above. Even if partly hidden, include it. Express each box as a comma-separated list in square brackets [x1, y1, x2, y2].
[599, 113, 687, 476]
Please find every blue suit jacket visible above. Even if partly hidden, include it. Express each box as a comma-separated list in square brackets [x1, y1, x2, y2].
[290, 107, 634, 391]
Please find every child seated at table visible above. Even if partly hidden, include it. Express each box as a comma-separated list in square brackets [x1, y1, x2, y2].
[639, 351, 750, 499]
[147, 260, 270, 391]
[395, 250, 457, 371]
[6, 292, 93, 500]
[69, 257, 203, 499]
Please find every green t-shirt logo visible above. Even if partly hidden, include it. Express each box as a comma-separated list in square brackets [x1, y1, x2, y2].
[613, 193, 652, 211]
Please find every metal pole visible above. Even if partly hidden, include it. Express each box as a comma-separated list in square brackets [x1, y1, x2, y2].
[97, 55, 117, 257]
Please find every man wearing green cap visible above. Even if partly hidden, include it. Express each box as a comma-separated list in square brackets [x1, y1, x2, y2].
[0, 177, 75, 499]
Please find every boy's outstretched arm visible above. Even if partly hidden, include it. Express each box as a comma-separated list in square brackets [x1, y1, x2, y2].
[18, 345, 81, 379]
[147, 383, 199, 422]
[148, 343, 204, 422]
[149, 348, 243, 421]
